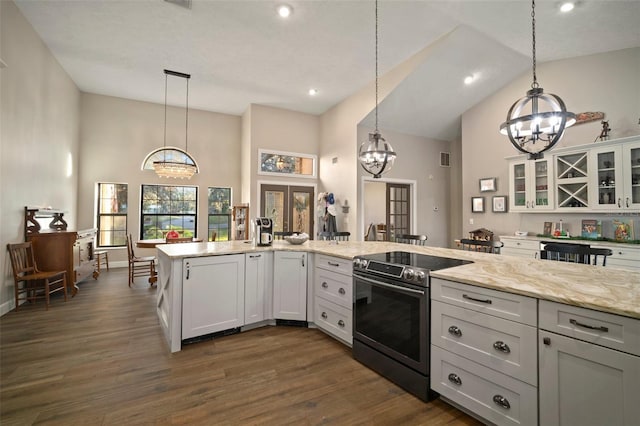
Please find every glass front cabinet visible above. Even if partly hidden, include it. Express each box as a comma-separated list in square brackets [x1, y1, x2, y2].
[509, 158, 554, 212]
[589, 140, 640, 211]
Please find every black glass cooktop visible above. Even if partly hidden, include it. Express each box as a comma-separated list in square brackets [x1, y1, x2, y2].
[360, 251, 472, 271]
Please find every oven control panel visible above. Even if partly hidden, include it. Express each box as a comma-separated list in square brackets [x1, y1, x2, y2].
[353, 258, 426, 285]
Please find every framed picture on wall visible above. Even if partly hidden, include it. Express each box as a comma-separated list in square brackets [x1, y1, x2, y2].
[492, 195, 508, 213]
[479, 177, 497, 192]
[471, 197, 485, 213]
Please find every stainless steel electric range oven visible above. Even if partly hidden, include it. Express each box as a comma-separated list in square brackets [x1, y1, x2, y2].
[352, 251, 472, 401]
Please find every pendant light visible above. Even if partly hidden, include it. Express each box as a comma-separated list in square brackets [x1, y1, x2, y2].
[358, 0, 396, 178]
[499, 0, 576, 160]
[152, 69, 199, 179]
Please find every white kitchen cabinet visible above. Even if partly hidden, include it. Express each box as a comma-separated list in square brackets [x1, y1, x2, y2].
[500, 237, 540, 259]
[182, 254, 245, 340]
[554, 149, 590, 210]
[245, 252, 266, 325]
[273, 251, 307, 321]
[589, 140, 640, 211]
[508, 157, 554, 212]
[314, 254, 353, 345]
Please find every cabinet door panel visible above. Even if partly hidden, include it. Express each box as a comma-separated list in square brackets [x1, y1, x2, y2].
[539, 330, 640, 426]
[273, 251, 307, 321]
[245, 253, 265, 324]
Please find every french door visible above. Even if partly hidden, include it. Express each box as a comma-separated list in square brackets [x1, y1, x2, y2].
[260, 184, 314, 237]
[386, 183, 410, 240]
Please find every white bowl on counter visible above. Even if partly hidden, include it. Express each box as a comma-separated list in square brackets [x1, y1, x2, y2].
[515, 231, 528, 236]
[284, 234, 309, 245]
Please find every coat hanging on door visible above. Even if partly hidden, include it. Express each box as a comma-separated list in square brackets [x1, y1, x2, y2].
[318, 192, 338, 233]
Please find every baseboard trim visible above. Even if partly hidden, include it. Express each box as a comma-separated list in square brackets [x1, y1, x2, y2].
[0, 299, 15, 317]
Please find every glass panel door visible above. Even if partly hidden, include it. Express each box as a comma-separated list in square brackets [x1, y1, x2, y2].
[387, 183, 410, 241]
[261, 185, 288, 233]
[260, 184, 314, 236]
[513, 163, 526, 208]
[290, 186, 314, 235]
[534, 159, 551, 207]
[596, 150, 618, 207]
[628, 146, 640, 207]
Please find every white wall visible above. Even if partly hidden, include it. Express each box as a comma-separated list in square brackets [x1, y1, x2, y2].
[461, 48, 640, 239]
[0, 1, 80, 314]
[363, 181, 386, 228]
[77, 93, 242, 262]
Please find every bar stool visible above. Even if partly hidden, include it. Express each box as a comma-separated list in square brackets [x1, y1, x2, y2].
[94, 250, 109, 273]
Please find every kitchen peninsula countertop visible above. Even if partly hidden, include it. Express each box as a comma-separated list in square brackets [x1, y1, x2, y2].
[157, 240, 640, 319]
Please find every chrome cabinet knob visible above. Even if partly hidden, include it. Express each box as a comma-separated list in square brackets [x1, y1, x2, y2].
[448, 325, 462, 337]
[322, 282, 328, 288]
[338, 320, 345, 327]
[321, 312, 328, 319]
[338, 287, 346, 295]
[493, 341, 511, 353]
[493, 395, 511, 410]
[448, 373, 462, 386]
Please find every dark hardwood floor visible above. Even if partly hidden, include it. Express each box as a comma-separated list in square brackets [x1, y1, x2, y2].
[1, 268, 481, 425]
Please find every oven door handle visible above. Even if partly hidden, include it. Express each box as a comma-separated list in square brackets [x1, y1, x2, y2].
[355, 275, 425, 296]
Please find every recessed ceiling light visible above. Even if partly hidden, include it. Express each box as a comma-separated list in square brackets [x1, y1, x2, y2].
[308, 88, 318, 96]
[464, 75, 474, 85]
[560, 2, 575, 13]
[277, 4, 293, 18]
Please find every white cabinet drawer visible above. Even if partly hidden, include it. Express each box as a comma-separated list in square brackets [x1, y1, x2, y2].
[314, 298, 352, 345]
[431, 278, 537, 326]
[539, 300, 640, 356]
[316, 255, 352, 276]
[315, 267, 352, 309]
[501, 238, 540, 251]
[431, 345, 538, 426]
[432, 301, 537, 386]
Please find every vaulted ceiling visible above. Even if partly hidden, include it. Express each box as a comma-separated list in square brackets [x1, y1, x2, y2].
[14, 0, 640, 141]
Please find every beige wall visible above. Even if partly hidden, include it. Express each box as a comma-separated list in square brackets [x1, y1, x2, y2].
[77, 93, 242, 262]
[0, 1, 81, 314]
[461, 47, 640, 240]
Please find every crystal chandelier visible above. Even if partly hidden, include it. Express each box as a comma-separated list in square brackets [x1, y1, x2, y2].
[499, 0, 576, 160]
[153, 69, 199, 179]
[358, 0, 396, 178]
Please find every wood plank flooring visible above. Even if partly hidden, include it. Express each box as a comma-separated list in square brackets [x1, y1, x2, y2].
[1, 268, 482, 425]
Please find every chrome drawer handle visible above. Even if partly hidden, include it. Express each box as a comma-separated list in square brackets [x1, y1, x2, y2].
[493, 395, 511, 410]
[462, 294, 492, 304]
[322, 282, 328, 288]
[570, 318, 608, 332]
[337, 320, 345, 327]
[328, 262, 340, 267]
[448, 373, 462, 386]
[338, 287, 346, 295]
[321, 312, 328, 319]
[493, 341, 511, 353]
[448, 325, 462, 337]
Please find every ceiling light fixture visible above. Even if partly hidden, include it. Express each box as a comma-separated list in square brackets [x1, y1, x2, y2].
[560, 2, 575, 13]
[308, 88, 318, 96]
[277, 4, 292, 18]
[358, 0, 396, 179]
[499, 0, 575, 160]
[152, 69, 199, 179]
[464, 75, 474, 85]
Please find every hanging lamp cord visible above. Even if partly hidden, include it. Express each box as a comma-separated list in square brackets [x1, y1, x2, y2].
[531, 0, 538, 89]
[375, 0, 379, 132]
[163, 72, 168, 161]
[185, 77, 189, 154]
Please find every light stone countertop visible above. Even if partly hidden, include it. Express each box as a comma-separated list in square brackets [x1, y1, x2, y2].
[157, 240, 640, 319]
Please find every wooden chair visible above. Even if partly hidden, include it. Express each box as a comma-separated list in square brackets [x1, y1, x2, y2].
[7, 242, 67, 310]
[460, 238, 503, 254]
[543, 243, 612, 266]
[94, 250, 109, 273]
[318, 232, 350, 241]
[126, 234, 157, 287]
[395, 234, 428, 246]
[274, 231, 295, 240]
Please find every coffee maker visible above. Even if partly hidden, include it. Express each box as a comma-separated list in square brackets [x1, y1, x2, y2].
[254, 217, 273, 246]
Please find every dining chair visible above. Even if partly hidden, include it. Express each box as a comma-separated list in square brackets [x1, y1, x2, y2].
[317, 231, 350, 241]
[7, 241, 68, 310]
[460, 238, 503, 254]
[274, 231, 295, 240]
[395, 234, 428, 246]
[543, 243, 612, 266]
[126, 234, 157, 287]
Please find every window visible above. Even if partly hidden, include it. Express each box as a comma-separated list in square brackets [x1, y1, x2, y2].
[97, 183, 128, 247]
[258, 149, 317, 178]
[141, 184, 197, 239]
[208, 187, 231, 241]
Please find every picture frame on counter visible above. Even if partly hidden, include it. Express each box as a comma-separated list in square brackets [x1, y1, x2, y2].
[479, 177, 497, 192]
[492, 195, 508, 213]
[543, 221, 553, 235]
[471, 196, 485, 213]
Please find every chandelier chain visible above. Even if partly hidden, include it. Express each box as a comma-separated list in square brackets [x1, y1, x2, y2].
[185, 78, 189, 153]
[375, 0, 379, 131]
[531, 0, 538, 88]
[163, 73, 168, 160]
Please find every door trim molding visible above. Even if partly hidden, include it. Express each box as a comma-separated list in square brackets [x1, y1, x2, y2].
[359, 177, 417, 241]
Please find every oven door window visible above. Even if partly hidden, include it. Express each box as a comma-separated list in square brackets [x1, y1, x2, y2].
[354, 276, 427, 369]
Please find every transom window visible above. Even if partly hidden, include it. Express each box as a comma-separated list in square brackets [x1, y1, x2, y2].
[97, 183, 128, 247]
[208, 187, 231, 241]
[141, 184, 197, 239]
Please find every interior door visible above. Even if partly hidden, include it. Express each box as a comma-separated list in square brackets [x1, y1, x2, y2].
[387, 183, 410, 240]
[260, 184, 314, 236]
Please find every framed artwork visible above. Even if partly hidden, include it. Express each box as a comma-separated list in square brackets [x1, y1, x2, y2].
[492, 195, 508, 213]
[543, 222, 553, 235]
[471, 197, 485, 213]
[479, 177, 497, 192]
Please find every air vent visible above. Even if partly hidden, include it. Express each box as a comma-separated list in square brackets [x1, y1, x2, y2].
[440, 152, 450, 167]
[164, 0, 192, 9]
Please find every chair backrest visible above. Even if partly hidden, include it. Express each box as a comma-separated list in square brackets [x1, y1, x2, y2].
[165, 237, 193, 244]
[318, 231, 350, 241]
[126, 234, 136, 260]
[274, 231, 295, 240]
[364, 223, 377, 241]
[7, 242, 38, 279]
[395, 234, 428, 246]
[460, 238, 503, 254]
[544, 243, 612, 266]
[209, 231, 217, 242]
